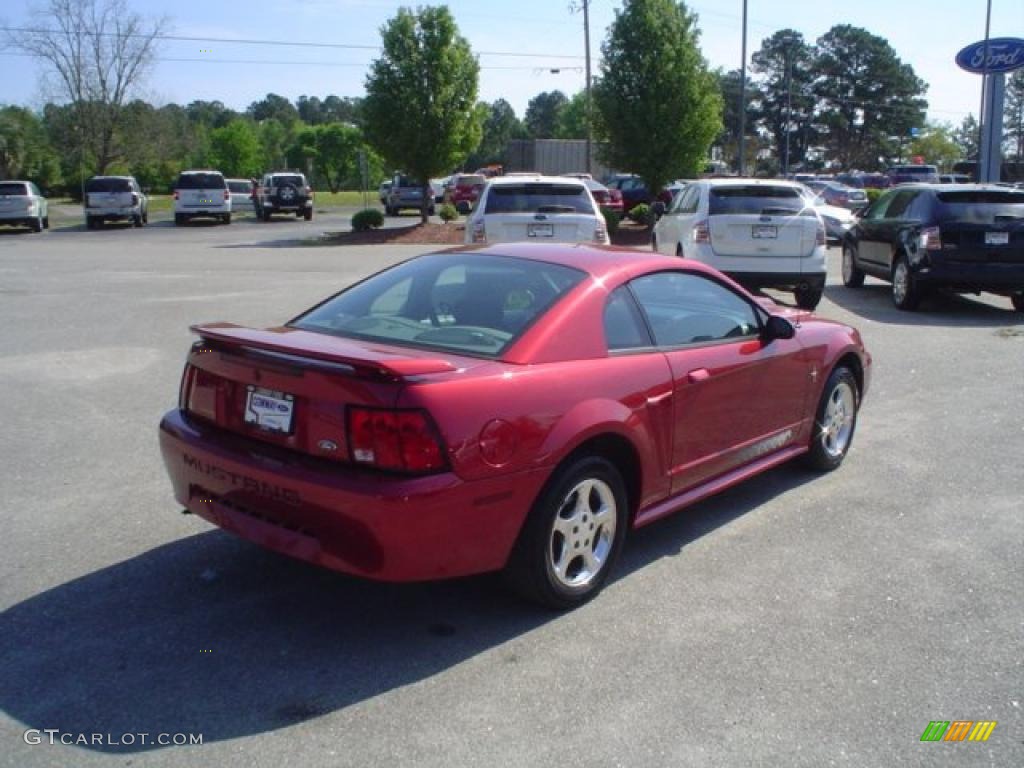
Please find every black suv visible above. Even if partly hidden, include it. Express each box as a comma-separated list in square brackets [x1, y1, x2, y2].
[842, 184, 1024, 311]
[255, 172, 313, 221]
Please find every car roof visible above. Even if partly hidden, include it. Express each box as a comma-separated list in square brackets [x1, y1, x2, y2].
[453, 242, 735, 285]
[0, 180, 32, 185]
[88, 175, 134, 180]
[487, 174, 588, 187]
[226, 178, 253, 183]
[703, 177, 805, 189]
[179, 169, 224, 175]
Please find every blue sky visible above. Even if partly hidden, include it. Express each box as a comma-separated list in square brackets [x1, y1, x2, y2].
[2, 0, 1022, 128]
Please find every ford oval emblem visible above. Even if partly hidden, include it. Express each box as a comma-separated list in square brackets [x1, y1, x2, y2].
[318, 439, 338, 453]
[955, 37, 1024, 75]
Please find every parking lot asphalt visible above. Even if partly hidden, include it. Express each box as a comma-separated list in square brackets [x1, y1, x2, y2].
[1, 221, 1022, 768]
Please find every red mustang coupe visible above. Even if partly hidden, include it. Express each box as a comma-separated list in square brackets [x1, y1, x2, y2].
[159, 244, 870, 608]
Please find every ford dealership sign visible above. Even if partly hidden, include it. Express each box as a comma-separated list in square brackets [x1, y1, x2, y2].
[955, 37, 1024, 74]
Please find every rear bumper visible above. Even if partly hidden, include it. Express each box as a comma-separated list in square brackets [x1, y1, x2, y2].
[158, 409, 548, 582]
[86, 206, 140, 219]
[726, 271, 827, 292]
[915, 257, 1024, 293]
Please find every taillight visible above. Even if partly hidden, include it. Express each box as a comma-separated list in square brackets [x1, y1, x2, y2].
[919, 226, 941, 251]
[595, 222, 608, 243]
[131, 193, 139, 206]
[348, 407, 447, 473]
[173, 190, 179, 200]
[816, 221, 827, 247]
[471, 220, 487, 244]
[306, 186, 313, 198]
[223, 189, 230, 201]
[694, 220, 710, 243]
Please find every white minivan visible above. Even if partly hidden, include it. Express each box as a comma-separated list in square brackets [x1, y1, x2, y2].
[173, 170, 231, 225]
[465, 175, 609, 245]
[652, 178, 827, 309]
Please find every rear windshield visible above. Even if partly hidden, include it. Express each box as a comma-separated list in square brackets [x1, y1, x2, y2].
[709, 185, 809, 216]
[227, 181, 252, 193]
[935, 190, 1024, 222]
[85, 177, 132, 193]
[291, 253, 586, 358]
[456, 175, 486, 187]
[270, 175, 305, 187]
[176, 173, 226, 189]
[0, 183, 27, 195]
[890, 166, 937, 175]
[484, 183, 595, 214]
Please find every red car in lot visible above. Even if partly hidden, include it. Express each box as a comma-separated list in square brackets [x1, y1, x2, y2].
[159, 244, 870, 607]
[447, 173, 487, 213]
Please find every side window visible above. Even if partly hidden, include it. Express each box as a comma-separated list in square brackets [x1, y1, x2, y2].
[906, 192, 932, 221]
[603, 286, 652, 351]
[864, 190, 896, 220]
[884, 190, 917, 219]
[629, 272, 760, 347]
[680, 186, 701, 214]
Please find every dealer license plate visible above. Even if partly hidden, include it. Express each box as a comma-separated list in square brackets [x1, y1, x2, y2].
[985, 231, 1008, 245]
[752, 224, 778, 239]
[244, 386, 294, 433]
[528, 223, 554, 238]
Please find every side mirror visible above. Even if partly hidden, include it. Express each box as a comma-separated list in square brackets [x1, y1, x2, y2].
[763, 315, 796, 341]
[651, 201, 666, 219]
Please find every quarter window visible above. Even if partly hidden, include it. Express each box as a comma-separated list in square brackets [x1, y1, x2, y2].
[629, 272, 760, 347]
[603, 286, 652, 351]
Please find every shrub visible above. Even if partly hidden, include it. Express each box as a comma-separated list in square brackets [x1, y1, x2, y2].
[602, 208, 620, 237]
[628, 203, 650, 224]
[865, 188, 883, 204]
[439, 202, 458, 222]
[352, 208, 384, 231]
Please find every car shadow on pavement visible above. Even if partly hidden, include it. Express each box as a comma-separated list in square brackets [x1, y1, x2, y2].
[0, 463, 815, 753]
[826, 281, 1021, 328]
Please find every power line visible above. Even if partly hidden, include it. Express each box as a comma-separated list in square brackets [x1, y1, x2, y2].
[0, 25, 585, 60]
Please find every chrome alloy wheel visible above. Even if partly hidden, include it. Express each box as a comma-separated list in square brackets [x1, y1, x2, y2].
[842, 247, 854, 282]
[548, 478, 617, 590]
[892, 260, 910, 304]
[820, 380, 856, 459]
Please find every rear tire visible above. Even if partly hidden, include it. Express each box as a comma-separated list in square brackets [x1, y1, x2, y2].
[892, 255, 923, 311]
[223, 213, 231, 225]
[804, 366, 859, 471]
[675, 243, 684, 258]
[841, 243, 865, 287]
[504, 456, 627, 610]
[795, 285, 823, 310]
[262, 209, 271, 222]
[133, 214, 143, 227]
[31, 216, 43, 233]
[174, 214, 185, 226]
[43, 216, 49, 229]
[1011, 293, 1024, 312]
[86, 216, 95, 230]
[304, 209, 313, 221]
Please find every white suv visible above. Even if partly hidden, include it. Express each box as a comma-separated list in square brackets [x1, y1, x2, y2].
[652, 178, 827, 309]
[465, 175, 609, 245]
[173, 170, 231, 225]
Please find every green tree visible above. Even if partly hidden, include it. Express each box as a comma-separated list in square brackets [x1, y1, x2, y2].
[257, 118, 290, 170]
[525, 90, 569, 138]
[363, 6, 482, 222]
[466, 99, 524, 169]
[908, 121, 962, 171]
[751, 30, 816, 172]
[714, 68, 761, 172]
[813, 25, 928, 170]
[555, 92, 590, 139]
[247, 94, 300, 125]
[0, 106, 62, 190]
[185, 100, 238, 129]
[953, 114, 979, 161]
[287, 123, 368, 192]
[1005, 70, 1024, 162]
[209, 120, 262, 178]
[594, 0, 721, 199]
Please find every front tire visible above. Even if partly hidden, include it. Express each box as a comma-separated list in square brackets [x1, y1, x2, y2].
[804, 366, 859, 471]
[892, 255, 922, 311]
[795, 285, 823, 310]
[504, 456, 627, 609]
[842, 243, 865, 287]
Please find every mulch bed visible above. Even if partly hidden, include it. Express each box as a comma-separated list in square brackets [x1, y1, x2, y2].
[317, 219, 653, 248]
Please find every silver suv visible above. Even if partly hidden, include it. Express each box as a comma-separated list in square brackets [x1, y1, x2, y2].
[174, 170, 231, 225]
[0, 180, 48, 233]
[84, 175, 148, 229]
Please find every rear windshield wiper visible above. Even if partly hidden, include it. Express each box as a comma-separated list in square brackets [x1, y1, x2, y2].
[536, 205, 578, 214]
[760, 206, 799, 216]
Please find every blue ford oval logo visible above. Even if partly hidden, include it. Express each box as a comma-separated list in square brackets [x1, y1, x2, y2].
[955, 37, 1024, 75]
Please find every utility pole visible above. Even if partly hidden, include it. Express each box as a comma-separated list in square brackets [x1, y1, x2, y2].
[738, 0, 748, 176]
[975, 0, 992, 180]
[583, 0, 592, 176]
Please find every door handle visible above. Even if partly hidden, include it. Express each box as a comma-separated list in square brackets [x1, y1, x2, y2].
[686, 368, 710, 383]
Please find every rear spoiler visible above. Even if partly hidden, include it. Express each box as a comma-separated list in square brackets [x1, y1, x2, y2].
[191, 322, 458, 378]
